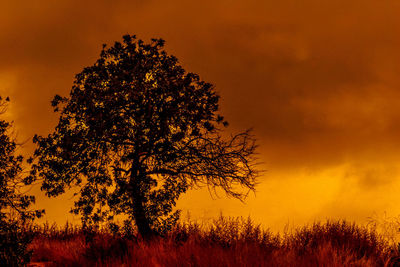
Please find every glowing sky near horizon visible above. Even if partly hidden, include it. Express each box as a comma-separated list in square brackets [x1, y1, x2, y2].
[1, 0, 400, 231]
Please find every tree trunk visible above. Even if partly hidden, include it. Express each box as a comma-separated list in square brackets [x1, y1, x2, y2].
[129, 162, 154, 239]
[131, 189, 154, 239]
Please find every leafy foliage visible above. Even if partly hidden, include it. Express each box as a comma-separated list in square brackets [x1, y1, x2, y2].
[29, 35, 259, 237]
[0, 97, 44, 266]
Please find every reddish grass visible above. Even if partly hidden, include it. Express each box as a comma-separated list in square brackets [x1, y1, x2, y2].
[27, 217, 399, 266]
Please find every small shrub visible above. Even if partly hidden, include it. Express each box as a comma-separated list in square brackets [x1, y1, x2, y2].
[0, 219, 34, 266]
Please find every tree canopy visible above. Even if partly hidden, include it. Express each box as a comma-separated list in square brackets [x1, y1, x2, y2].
[0, 97, 43, 265]
[28, 35, 259, 238]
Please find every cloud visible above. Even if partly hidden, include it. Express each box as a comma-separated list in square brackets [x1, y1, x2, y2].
[1, 0, 400, 226]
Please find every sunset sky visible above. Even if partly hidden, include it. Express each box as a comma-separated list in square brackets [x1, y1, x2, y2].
[1, 0, 400, 231]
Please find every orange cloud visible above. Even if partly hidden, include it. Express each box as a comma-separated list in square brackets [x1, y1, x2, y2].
[1, 0, 400, 228]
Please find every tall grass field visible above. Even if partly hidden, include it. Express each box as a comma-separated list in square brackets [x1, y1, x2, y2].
[20, 216, 400, 267]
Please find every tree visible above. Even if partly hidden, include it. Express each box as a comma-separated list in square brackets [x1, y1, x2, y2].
[0, 97, 44, 265]
[28, 35, 259, 238]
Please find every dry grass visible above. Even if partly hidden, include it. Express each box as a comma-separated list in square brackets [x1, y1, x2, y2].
[27, 217, 400, 267]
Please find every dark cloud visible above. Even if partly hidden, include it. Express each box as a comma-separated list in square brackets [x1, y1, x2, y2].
[1, 0, 400, 225]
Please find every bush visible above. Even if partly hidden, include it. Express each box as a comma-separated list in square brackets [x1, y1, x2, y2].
[0, 218, 34, 266]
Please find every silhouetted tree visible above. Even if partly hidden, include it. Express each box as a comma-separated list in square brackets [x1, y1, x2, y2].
[0, 97, 44, 266]
[28, 35, 259, 238]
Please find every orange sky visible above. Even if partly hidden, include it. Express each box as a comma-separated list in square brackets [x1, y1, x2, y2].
[1, 0, 400, 231]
